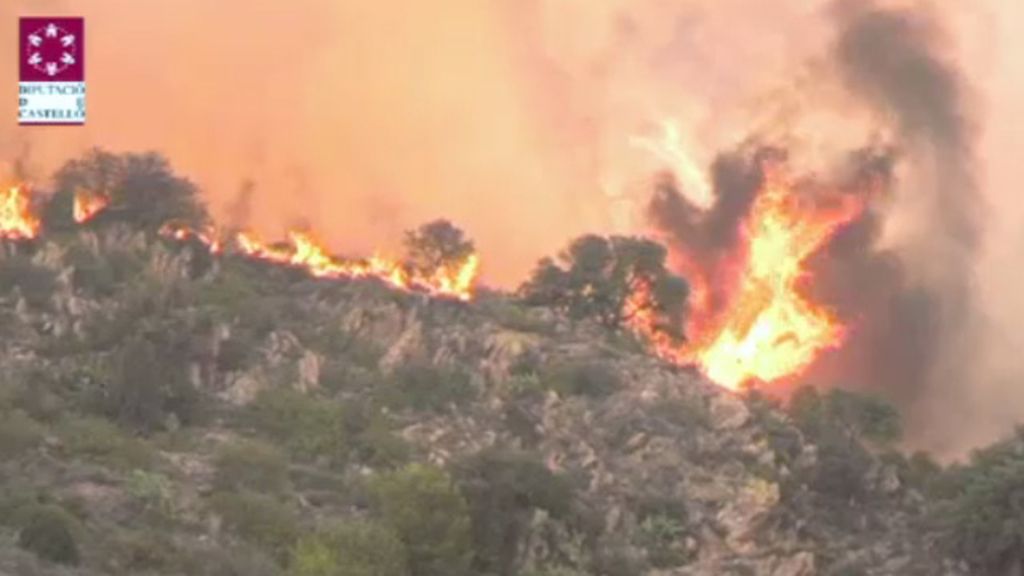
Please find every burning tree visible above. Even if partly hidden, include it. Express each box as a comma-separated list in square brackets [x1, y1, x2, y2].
[402, 219, 475, 278]
[43, 148, 208, 233]
[519, 234, 688, 341]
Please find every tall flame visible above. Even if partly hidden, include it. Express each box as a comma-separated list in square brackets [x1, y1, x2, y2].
[0, 187, 40, 240]
[73, 191, 110, 224]
[630, 163, 868, 390]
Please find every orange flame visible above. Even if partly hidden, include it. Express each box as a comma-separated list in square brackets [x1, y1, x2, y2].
[159, 223, 223, 253]
[235, 230, 479, 300]
[73, 190, 110, 224]
[0, 186, 40, 240]
[630, 163, 868, 390]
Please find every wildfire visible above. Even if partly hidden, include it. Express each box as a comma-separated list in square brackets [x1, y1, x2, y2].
[235, 230, 479, 301]
[631, 162, 868, 390]
[73, 190, 110, 224]
[0, 186, 40, 240]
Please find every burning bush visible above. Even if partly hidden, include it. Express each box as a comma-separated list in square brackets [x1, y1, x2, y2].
[519, 234, 688, 341]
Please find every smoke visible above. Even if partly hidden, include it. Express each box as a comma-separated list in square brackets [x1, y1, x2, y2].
[0, 0, 1022, 453]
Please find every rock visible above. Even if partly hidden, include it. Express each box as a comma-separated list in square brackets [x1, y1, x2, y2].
[296, 350, 321, 393]
[770, 552, 816, 576]
[709, 393, 750, 430]
[220, 372, 265, 405]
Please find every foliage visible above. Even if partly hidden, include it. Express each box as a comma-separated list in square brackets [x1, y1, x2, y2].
[57, 416, 158, 471]
[539, 358, 621, 398]
[214, 439, 290, 494]
[126, 470, 175, 518]
[16, 503, 81, 565]
[368, 464, 473, 576]
[377, 359, 475, 413]
[455, 448, 575, 576]
[103, 333, 202, 432]
[249, 387, 351, 467]
[402, 219, 475, 276]
[519, 234, 688, 340]
[932, 428, 1024, 574]
[0, 253, 58, 309]
[291, 520, 409, 576]
[0, 409, 45, 458]
[209, 491, 299, 562]
[789, 386, 902, 446]
[48, 148, 209, 233]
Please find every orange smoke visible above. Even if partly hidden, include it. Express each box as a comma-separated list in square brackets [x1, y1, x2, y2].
[632, 162, 869, 390]
[0, 186, 40, 240]
[73, 191, 110, 224]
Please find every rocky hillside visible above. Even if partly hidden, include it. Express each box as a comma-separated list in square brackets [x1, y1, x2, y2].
[0, 223, 971, 576]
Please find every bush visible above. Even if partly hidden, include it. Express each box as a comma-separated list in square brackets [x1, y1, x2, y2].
[377, 359, 475, 413]
[16, 503, 81, 565]
[214, 439, 290, 494]
[0, 254, 58, 309]
[291, 520, 409, 576]
[0, 410, 44, 458]
[455, 448, 575, 575]
[249, 388, 350, 467]
[209, 491, 299, 562]
[540, 359, 621, 398]
[369, 464, 473, 576]
[789, 386, 902, 446]
[57, 416, 157, 471]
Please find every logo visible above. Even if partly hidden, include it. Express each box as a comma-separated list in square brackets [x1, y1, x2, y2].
[19, 17, 85, 125]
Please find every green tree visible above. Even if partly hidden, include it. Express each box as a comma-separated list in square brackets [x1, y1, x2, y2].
[214, 439, 290, 494]
[519, 235, 688, 340]
[369, 464, 473, 576]
[46, 148, 208, 233]
[291, 520, 409, 576]
[402, 220, 475, 276]
[934, 428, 1024, 574]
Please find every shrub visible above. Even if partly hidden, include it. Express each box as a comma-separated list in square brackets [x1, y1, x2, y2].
[540, 359, 620, 398]
[291, 520, 409, 576]
[402, 219, 475, 278]
[209, 491, 299, 562]
[455, 448, 575, 575]
[0, 254, 58, 309]
[789, 386, 902, 446]
[214, 439, 290, 494]
[377, 359, 475, 413]
[369, 464, 473, 576]
[126, 470, 174, 518]
[16, 503, 81, 565]
[57, 416, 157, 470]
[0, 410, 44, 458]
[249, 388, 350, 467]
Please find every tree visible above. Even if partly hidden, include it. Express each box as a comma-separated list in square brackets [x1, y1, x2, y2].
[368, 464, 473, 576]
[934, 428, 1024, 575]
[45, 148, 208, 233]
[402, 220, 475, 275]
[519, 235, 689, 340]
[17, 504, 81, 565]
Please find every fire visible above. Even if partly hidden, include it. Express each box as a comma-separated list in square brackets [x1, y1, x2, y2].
[73, 190, 110, 224]
[631, 162, 868, 390]
[235, 230, 479, 300]
[159, 223, 222, 253]
[0, 186, 40, 240]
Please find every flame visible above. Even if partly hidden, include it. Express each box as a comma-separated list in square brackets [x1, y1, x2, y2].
[0, 186, 40, 240]
[235, 230, 479, 300]
[73, 190, 110, 224]
[159, 223, 223, 253]
[629, 162, 868, 390]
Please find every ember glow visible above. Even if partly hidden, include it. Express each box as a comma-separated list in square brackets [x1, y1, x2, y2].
[235, 230, 479, 301]
[0, 187, 40, 240]
[73, 191, 110, 224]
[632, 162, 869, 390]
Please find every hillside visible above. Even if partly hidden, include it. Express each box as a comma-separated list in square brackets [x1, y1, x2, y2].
[0, 217, 976, 576]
